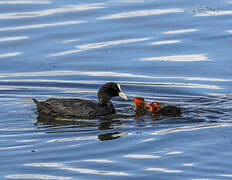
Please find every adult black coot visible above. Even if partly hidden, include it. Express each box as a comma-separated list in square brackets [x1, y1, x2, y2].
[33, 82, 128, 119]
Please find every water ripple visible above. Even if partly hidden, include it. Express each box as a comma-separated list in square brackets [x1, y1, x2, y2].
[151, 40, 181, 45]
[0, 52, 23, 58]
[97, 8, 184, 20]
[0, 20, 86, 31]
[0, 3, 105, 19]
[145, 167, 182, 173]
[162, 29, 198, 34]
[151, 123, 231, 135]
[83, 159, 115, 163]
[123, 154, 160, 159]
[5, 174, 71, 180]
[49, 37, 151, 56]
[0, 145, 33, 150]
[196, 10, 232, 16]
[166, 151, 183, 155]
[0, 1, 51, 5]
[139, 54, 210, 62]
[1, 70, 231, 82]
[0, 36, 28, 42]
[63, 39, 81, 43]
[47, 136, 97, 142]
[108, 0, 146, 3]
[25, 163, 130, 176]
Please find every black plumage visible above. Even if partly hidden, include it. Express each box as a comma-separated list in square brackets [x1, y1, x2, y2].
[160, 105, 181, 116]
[33, 82, 127, 119]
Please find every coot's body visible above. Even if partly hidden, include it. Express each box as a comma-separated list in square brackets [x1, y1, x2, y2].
[159, 105, 181, 116]
[33, 82, 127, 119]
[33, 98, 115, 118]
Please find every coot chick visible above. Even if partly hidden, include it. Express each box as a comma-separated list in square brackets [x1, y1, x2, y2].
[33, 82, 128, 119]
[148, 102, 162, 113]
[149, 102, 181, 116]
[133, 97, 181, 116]
[133, 97, 148, 116]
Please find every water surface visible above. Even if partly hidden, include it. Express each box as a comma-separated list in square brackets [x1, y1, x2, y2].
[1, 0, 232, 179]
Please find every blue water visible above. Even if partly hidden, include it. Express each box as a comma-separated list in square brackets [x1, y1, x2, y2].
[1, 0, 232, 179]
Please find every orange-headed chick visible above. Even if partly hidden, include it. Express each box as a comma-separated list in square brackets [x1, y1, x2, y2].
[149, 102, 162, 113]
[133, 97, 148, 115]
[149, 102, 181, 116]
[133, 97, 147, 110]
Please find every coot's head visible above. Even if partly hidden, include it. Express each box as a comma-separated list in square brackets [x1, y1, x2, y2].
[133, 97, 147, 110]
[98, 82, 128, 106]
[149, 102, 162, 113]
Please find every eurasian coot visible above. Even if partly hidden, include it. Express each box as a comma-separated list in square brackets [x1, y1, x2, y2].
[33, 82, 128, 119]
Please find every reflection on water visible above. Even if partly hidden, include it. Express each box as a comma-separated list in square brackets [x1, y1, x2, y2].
[0, 1, 51, 5]
[83, 159, 115, 163]
[97, 8, 184, 20]
[24, 163, 130, 176]
[0, 36, 28, 42]
[98, 131, 127, 141]
[162, 29, 198, 34]
[63, 38, 80, 43]
[0, 20, 86, 31]
[5, 174, 71, 180]
[195, 10, 232, 16]
[123, 154, 160, 159]
[151, 40, 181, 45]
[1, 70, 231, 82]
[0, 3, 105, 19]
[139, 54, 210, 62]
[166, 151, 183, 155]
[0, 52, 23, 58]
[109, 0, 147, 3]
[49, 37, 151, 56]
[145, 167, 182, 173]
[151, 123, 232, 135]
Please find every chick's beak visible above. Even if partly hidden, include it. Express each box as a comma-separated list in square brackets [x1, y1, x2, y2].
[119, 91, 128, 100]
[148, 104, 153, 112]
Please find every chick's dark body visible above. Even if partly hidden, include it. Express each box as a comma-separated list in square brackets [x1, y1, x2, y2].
[160, 105, 181, 116]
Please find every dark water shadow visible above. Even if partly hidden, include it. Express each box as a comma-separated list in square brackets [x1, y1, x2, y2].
[34, 112, 134, 141]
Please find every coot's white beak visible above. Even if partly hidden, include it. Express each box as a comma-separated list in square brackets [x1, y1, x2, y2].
[117, 83, 128, 100]
[119, 91, 128, 100]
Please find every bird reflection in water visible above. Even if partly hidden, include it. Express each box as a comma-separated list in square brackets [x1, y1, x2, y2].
[35, 114, 129, 141]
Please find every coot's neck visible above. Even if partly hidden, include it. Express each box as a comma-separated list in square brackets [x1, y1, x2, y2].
[97, 83, 116, 106]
